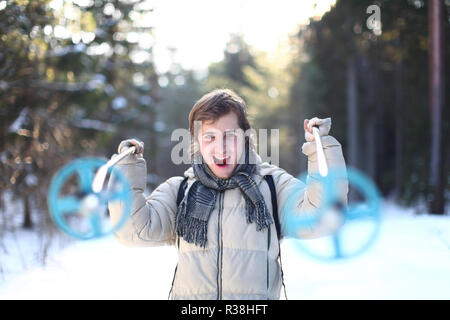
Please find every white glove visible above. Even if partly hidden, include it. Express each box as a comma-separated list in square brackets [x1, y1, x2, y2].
[304, 117, 332, 142]
[118, 138, 144, 158]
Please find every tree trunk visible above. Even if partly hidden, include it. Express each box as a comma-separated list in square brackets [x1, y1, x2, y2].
[22, 194, 33, 229]
[360, 54, 378, 181]
[428, 0, 445, 214]
[365, 117, 376, 179]
[394, 51, 404, 200]
[346, 55, 359, 170]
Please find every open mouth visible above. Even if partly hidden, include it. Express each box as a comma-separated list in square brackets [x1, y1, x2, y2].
[213, 155, 230, 167]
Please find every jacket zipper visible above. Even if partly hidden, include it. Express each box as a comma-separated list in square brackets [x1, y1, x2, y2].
[217, 191, 224, 300]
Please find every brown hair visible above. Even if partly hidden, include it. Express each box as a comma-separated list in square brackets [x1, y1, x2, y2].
[188, 88, 251, 137]
[188, 89, 255, 159]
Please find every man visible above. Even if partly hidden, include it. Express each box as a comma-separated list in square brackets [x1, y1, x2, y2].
[108, 88, 347, 299]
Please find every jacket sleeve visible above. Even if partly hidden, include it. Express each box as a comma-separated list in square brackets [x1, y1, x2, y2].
[273, 135, 348, 239]
[107, 152, 184, 247]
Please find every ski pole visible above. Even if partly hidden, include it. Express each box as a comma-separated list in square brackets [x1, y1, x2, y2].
[92, 146, 136, 193]
[312, 126, 328, 177]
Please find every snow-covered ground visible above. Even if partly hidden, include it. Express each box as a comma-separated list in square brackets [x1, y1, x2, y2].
[0, 202, 449, 300]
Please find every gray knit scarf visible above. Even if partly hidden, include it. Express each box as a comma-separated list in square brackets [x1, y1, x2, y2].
[175, 142, 273, 248]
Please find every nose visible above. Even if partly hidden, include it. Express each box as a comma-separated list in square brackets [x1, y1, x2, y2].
[218, 138, 227, 156]
[213, 135, 228, 157]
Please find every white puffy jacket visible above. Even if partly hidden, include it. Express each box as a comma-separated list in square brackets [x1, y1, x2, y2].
[108, 135, 347, 300]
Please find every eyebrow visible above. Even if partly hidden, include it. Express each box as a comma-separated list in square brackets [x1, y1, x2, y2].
[203, 129, 237, 135]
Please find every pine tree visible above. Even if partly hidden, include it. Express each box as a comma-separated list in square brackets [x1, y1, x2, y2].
[288, 0, 449, 208]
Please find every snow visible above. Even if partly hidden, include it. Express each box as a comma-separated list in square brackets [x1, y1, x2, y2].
[0, 202, 449, 300]
[0, 235, 178, 299]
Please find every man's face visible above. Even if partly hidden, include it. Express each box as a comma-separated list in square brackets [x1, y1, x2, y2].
[196, 112, 245, 179]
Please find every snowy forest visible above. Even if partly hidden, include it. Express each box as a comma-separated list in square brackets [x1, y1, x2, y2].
[0, 0, 449, 299]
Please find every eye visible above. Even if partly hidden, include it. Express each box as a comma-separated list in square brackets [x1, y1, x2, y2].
[225, 132, 238, 141]
[203, 134, 215, 142]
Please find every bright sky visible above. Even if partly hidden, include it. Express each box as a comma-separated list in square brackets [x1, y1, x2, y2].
[150, 0, 336, 74]
[47, 0, 335, 75]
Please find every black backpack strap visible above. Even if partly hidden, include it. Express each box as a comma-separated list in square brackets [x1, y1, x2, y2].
[176, 176, 189, 207]
[175, 177, 188, 249]
[264, 175, 281, 240]
[169, 176, 188, 300]
[263, 174, 287, 300]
